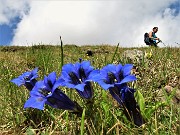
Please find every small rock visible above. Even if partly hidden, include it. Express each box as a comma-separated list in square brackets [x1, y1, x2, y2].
[164, 85, 173, 93]
[122, 49, 144, 63]
[164, 85, 180, 104]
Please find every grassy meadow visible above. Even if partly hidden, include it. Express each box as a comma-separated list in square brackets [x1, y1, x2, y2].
[0, 45, 179, 134]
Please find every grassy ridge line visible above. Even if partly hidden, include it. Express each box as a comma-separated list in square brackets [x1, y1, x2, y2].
[0, 45, 179, 134]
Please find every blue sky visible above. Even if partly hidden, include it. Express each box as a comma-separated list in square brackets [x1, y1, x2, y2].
[169, 1, 180, 16]
[0, 0, 180, 47]
[0, 17, 21, 45]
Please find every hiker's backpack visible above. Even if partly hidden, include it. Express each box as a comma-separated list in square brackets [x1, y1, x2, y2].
[144, 33, 150, 45]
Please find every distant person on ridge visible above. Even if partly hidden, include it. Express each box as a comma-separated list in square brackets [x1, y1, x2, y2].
[148, 27, 161, 47]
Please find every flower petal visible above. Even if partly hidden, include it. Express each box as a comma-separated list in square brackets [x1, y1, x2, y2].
[48, 72, 56, 85]
[30, 67, 38, 80]
[122, 64, 133, 77]
[81, 61, 91, 69]
[86, 70, 100, 81]
[74, 84, 86, 92]
[11, 78, 24, 86]
[62, 63, 75, 74]
[97, 80, 114, 90]
[119, 75, 137, 84]
[53, 77, 65, 90]
[116, 64, 123, 73]
[24, 96, 46, 110]
[81, 61, 93, 73]
[31, 81, 46, 94]
[61, 71, 71, 81]
[103, 64, 116, 74]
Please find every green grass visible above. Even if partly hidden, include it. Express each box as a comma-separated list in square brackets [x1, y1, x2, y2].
[0, 45, 179, 134]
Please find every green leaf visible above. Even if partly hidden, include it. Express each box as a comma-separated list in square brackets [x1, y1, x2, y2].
[144, 102, 167, 119]
[134, 90, 145, 114]
[26, 126, 35, 135]
[80, 108, 86, 135]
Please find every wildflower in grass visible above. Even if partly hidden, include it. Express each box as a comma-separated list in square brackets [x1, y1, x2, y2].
[94, 64, 136, 90]
[11, 68, 38, 91]
[94, 63, 136, 105]
[24, 72, 82, 113]
[94, 64, 144, 126]
[58, 60, 98, 99]
[145, 51, 152, 59]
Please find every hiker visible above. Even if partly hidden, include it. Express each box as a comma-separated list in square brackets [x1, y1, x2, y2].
[148, 27, 161, 47]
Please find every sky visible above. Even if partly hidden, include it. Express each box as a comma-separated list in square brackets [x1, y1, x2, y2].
[0, 0, 180, 47]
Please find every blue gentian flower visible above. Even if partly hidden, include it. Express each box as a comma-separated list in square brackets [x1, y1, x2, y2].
[94, 64, 136, 90]
[11, 68, 38, 91]
[94, 64, 144, 126]
[57, 60, 98, 99]
[24, 72, 82, 113]
[93, 63, 136, 106]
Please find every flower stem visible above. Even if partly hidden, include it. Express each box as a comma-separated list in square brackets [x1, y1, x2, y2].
[110, 43, 119, 64]
[60, 36, 64, 71]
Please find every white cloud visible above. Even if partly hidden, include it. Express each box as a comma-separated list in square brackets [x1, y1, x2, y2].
[0, 0, 29, 24]
[11, 0, 180, 47]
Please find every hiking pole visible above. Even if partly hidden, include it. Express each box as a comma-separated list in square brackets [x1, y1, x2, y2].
[158, 40, 167, 47]
[161, 41, 167, 47]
